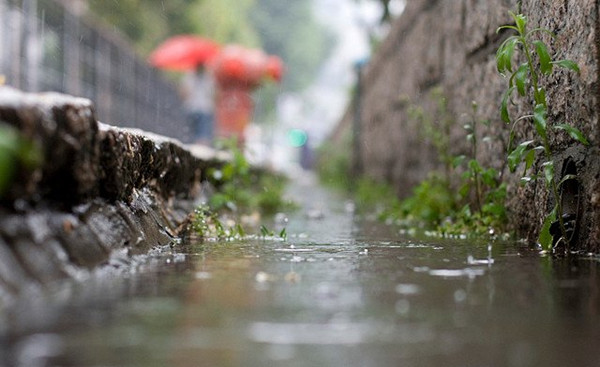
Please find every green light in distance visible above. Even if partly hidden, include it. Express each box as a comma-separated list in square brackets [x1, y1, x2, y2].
[287, 128, 308, 147]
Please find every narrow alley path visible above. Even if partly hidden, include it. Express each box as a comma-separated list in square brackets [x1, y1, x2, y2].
[2, 174, 600, 367]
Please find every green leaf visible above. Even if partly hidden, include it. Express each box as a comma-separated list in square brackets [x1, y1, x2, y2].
[500, 87, 515, 123]
[524, 148, 536, 172]
[260, 225, 271, 237]
[452, 155, 466, 168]
[468, 159, 482, 173]
[503, 38, 518, 73]
[279, 227, 287, 240]
[235, 224, 246, 238]
[552, 59, 580, 73]
[554, 124, 589, 145]
[534, 87, 547, 107]
[482, 202, 506, 217]
[508, 129, 516, 153]
[0, 123, 42, 198]
[18, 140, 42, 169]
[514, 63, 528, 96]
[481, 168, 498, 186]
[520, 176, 534, 185]
[0, 146, 17, 198]
[496, 47, 506, 74]
[458, 182, 470, 198]
[533, 104, 548, 140]
[558, 174, 578, 188]
[508, 140, 533, 172]
[534, 41, 552, 75]
[496, 37, 519, 74]
[526, 27, 556, 39]
[496, 25, 520, 34]
[510, 11, 527, 35]
[538, 205, 557, 251]
[0, 124, 21, 154]
[542, 161, 554, 186]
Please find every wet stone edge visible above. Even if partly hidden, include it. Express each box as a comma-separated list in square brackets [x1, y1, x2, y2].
[0, 86, 223, 305]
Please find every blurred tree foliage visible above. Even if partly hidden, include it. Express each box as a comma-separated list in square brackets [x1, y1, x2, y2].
[87, 0, 199, 55]
[87, 0, 334, 94]
[189, 0, 261, 48]
[249, 0, 334, 91]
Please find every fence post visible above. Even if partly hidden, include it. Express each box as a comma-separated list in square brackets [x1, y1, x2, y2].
[7, 0, 24, 89]
[94, 34, 112, 123]
[0, 0, 5, 80]
[23, 0, 41, 91]
[62, 9, 79, 94]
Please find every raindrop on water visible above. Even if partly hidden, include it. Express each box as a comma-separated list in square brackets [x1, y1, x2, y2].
[453, 289, 467, 303]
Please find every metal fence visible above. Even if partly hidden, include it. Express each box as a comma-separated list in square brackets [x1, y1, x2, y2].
[0, 0, 191, 142]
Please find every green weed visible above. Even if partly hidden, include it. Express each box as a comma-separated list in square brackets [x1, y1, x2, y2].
[0, 122, 42, 199]
[192, 205, 287, 242]
[449, 102, 507, 235]
[192, 138, 293, 241]
[208, 138, 295, 216]
[393, 91, 508, 238]
[496, 11, 586, 251]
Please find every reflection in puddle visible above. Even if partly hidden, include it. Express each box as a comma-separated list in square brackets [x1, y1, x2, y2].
[3, 183, 600, 366]
[248, 322, 367, 345]
[428, 267, 486, 278]
[247, 321, 435, 346]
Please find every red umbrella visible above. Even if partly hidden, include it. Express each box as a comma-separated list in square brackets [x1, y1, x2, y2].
[264, 55, 284, 82]
[210, 45, 269, 87]
[149, 35, 220, 71]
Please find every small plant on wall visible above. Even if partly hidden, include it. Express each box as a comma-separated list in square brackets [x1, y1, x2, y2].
[496, 11, 587, 252]
[354, 90, 508, 238]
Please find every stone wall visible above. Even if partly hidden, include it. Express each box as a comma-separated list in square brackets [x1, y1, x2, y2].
[0, 87, 224, 302]
[345, 0, 600, 251]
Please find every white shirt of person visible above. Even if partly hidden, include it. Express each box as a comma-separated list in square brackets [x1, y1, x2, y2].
[182, 69, 215, 113]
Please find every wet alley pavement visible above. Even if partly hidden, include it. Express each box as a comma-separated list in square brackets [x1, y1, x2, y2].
[2, 174, 600, 367]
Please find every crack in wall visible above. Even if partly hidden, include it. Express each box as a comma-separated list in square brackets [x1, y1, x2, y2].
[466, 26, 514, 65]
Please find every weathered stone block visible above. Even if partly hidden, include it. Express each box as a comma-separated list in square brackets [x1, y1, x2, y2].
[0, 86, 224, 296]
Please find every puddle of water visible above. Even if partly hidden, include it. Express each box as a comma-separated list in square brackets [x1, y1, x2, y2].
[2, 177, 600, 366]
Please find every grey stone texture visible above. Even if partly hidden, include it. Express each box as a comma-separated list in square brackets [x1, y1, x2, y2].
[0, 87, 222, 302]
[343, 0, 600, 251]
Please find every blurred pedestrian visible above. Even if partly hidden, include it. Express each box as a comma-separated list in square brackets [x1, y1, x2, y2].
[181, 65, 215, 145]
[214, 85, 254, 145]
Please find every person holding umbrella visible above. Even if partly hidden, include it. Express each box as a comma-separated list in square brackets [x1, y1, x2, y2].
[148, 35, 220, 145]
[180, 65, 215, 145]
[210, 45, 284, 145]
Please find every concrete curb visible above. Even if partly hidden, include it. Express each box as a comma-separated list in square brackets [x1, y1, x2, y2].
[0, 87, 223, 302]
